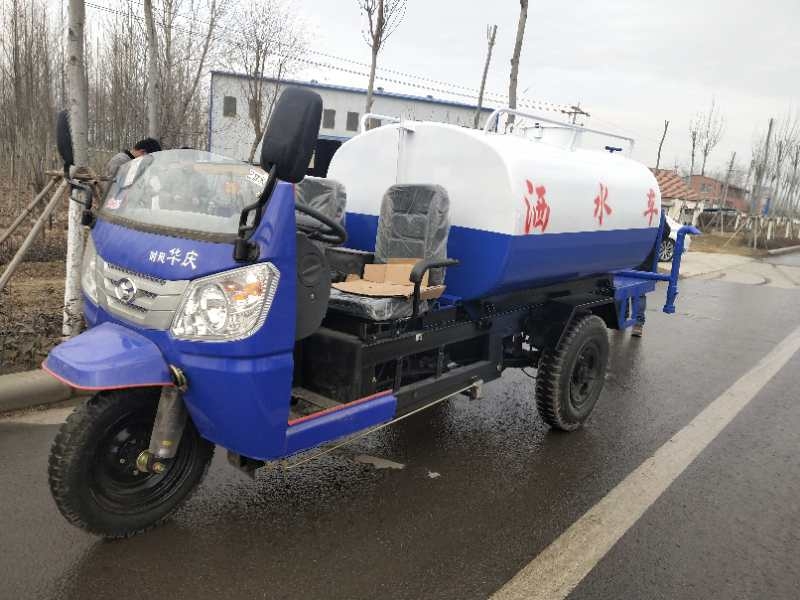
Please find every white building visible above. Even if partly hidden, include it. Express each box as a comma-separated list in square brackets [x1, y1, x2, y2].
[208, 70, 494, 176]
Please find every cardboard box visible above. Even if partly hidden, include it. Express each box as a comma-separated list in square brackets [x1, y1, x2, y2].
[332, 259, 445, 300]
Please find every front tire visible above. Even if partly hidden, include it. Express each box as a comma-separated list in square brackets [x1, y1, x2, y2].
[48, 389, 214, 538]
[535, 314, 609, 431]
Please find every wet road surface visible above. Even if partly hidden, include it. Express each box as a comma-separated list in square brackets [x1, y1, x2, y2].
[2, 277, 799, 599]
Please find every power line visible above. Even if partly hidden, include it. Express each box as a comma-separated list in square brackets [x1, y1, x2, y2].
[123, 0, 566, 109]
[106, 0, 568, 112]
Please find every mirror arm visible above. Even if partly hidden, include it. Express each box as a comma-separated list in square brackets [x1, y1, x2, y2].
[66, 179, 96, 227]
[234, 164, 278, 263]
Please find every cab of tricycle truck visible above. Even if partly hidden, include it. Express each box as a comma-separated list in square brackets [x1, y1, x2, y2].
[46, 89, 401, 537]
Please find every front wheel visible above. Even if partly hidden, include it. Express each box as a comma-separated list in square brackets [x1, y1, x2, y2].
[48, 389, 214, 538]
[535, 314, 610, 431]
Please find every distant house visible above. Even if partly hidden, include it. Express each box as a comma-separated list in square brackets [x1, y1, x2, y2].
[650, 168, 705, 225]
[208, 71, 494, 177]
[687, 174, 748, 212]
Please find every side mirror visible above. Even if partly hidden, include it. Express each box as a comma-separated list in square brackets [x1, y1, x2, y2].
[234, 88, 323, 262]
[260, 87, 322, 183]
[56, 110, 74, 175]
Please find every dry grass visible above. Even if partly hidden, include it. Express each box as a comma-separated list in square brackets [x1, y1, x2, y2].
[690, 233, 767, 258]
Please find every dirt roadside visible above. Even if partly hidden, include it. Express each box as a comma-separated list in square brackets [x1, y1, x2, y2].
[0, 260, 66, 374]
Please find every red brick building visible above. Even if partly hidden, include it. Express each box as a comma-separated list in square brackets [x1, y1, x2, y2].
[650, 169, 704, 224]
[687, 174, 748, 212]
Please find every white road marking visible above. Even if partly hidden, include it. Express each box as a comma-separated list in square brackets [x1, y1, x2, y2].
[493, 323, 800, 600]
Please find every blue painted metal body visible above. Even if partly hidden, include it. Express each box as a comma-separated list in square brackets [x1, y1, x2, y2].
[45, 182, 694, 462]
[44, 322, 173, 389]
[346, 212, 658, 300]
[45, 182, 398, 461]
[285, 391, 397, 455]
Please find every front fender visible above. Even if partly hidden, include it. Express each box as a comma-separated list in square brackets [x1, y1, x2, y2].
[43, 322, 173, 391]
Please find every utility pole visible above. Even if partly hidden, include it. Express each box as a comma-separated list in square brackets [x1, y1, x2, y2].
[474, 24, 497, 129]
[507, 0, 528, 129]
[655, 120, 669, 169]
[144, 0, 161, 139]
[560, 103, 590, 125]
[63, 0, 89, 337]
[718, 151, 736, 234]
[751, 118, 774, 248]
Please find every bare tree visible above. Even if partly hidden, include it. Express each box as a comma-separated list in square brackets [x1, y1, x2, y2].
[226, 0, 305, 163]
[507, 0, 529, 129]
[473, 24, 497, 129]
[655, 120, 669, 169]
[687, 114, 701, 187]
[359, 0, 407, 115]
[699, 98, 724, 176]
[63, 0, 89, 337]
[158, 0, 225, 148]
[143, 0, 160, 139]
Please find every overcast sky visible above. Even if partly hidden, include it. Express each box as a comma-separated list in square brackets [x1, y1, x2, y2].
[291, 0, 799, 178]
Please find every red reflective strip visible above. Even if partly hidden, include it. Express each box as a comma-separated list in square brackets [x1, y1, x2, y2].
[41, 362, 174, 391]
[287, 389, 394, 426]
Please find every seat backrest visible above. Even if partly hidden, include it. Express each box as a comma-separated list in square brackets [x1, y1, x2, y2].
[295, 176, 347, 227]
[374, 184, 450, 285]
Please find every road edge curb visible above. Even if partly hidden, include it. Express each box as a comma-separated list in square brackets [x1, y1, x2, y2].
[767, 244, 800, 256]
[0, 369, 76, 414]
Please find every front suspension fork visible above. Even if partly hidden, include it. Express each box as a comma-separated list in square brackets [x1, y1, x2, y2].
[136, 384, 188, 473]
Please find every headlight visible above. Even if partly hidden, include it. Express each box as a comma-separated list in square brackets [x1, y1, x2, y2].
[171, 263, 280, 341]
[81, 236, 98, 303]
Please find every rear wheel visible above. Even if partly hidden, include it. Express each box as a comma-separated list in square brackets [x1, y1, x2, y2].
[535, 314, 609, 431]
[48, 389, 214, 538]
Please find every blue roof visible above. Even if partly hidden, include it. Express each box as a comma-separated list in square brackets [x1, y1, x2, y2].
[210, 70, 494, 113]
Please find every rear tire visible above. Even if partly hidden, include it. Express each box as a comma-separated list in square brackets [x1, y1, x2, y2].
[48, 389, 214, 538]
[535, 314, 609, 431]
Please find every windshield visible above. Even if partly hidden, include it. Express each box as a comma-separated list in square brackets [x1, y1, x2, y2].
[100, 150, 267, 237]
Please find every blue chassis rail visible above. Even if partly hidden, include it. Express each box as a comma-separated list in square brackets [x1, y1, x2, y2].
[613, 210, 701, 324]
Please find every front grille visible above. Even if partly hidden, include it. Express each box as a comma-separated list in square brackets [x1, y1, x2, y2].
[93, 259, 189, 330]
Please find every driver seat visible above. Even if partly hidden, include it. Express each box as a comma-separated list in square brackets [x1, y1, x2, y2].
[294, 176, 346, 232]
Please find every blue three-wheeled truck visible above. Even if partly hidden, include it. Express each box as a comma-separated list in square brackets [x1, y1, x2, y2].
[44, 89, 697, 537]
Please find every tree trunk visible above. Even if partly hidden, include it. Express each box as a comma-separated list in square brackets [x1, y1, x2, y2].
[144, 0, 161, 139]
[63, 0, 89, 338]
[507, 0, 528, 129]
[365, 45, 379, 115]
[655, 120, 669, 170]
[474, 25, 497, 129]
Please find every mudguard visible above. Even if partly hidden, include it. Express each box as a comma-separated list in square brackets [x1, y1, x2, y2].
[43, 322, 173, 390]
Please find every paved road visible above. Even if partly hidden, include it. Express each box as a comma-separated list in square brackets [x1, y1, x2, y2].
[1, 277, 799, 599]
[686, 250, 800, 288]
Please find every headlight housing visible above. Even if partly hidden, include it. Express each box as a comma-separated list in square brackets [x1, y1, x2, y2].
[171, 263, 280, 341]
[81, 236, 98, 303]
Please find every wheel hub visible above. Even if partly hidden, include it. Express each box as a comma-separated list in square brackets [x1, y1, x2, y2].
[570, 342, 600, 410]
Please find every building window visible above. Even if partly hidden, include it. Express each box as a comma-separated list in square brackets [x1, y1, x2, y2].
[346, 111, 359, 132]
[322, 109, 336, 129]
[366, 117, 382, 130]
[223, 96, 237, 117]
[249, 99, 259, 120]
